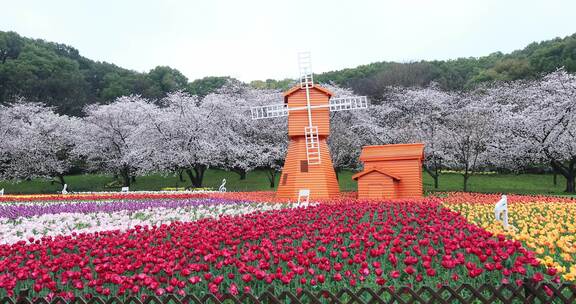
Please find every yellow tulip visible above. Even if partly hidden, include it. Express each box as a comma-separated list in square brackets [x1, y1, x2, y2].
[444, 201, 576, 281]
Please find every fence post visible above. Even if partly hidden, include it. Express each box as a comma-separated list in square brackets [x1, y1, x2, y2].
[16, 289, 30, 304]
[523, 278, 534, 304]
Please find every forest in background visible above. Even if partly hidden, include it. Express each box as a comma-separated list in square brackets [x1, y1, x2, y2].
[1, 30, 576, 115]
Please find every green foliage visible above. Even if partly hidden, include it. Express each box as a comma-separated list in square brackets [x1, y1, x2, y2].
[249, 78, 294, 90]
[0, 31, 236, 115]
[147, 66, 188, 98]
[316, 33, 576, 98]
[2, 30, 576, 114]
[187, 76, 232, 97]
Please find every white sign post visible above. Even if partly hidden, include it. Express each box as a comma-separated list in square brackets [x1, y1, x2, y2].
[495, 194, 510, 229]
[121, 187, 129, 193]
[61, 184, 68, 195]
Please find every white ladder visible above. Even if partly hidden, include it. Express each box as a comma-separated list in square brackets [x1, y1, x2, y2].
[304, 126, 321, 165]
[298, 52, 314, 89]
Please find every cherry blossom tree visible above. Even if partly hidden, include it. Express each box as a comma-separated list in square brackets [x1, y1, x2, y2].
[440, 92, 497, 191]
[73, 95, 158, 187]
[0, 104, 16, 178]
[253, 118, 287, 188]
[0, 100, 79, 185]
[385, 85, 454, 189]
[139, 91, 225, 188]
[1, 69, 574, 195]
[233, 83, 287, 188]
[204, 81, 285, 183]
[491, 69, 576, 192]
[324, 84, 387, 179]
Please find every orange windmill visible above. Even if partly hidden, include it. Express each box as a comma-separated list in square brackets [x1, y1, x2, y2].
[250, 52, 368, 200]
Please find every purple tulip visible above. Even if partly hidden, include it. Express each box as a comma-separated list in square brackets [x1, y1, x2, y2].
[0, 198, 250, 219]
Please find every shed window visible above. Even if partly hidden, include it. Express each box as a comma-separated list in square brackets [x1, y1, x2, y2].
[300, 160, 309, 173]
[282, 174, 288, 185]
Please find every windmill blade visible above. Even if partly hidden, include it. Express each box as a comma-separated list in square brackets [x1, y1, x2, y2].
[329, 96, 369, 112]
[250, 103, 289, 120]
[298, 52, 314, 89]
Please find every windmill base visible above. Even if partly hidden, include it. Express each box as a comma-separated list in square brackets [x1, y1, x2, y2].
[276, 137, 340, 200]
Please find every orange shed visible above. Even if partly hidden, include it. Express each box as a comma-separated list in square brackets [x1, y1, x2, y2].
[352, 143, 425, 199]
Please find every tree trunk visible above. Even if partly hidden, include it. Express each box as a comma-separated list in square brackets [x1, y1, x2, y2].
[265, 169, 276, 188]
[185, 169, 194, 188]
[424, 166, 439, 189]
[178, 170, 185, 182]
[56, 175, 66, 186]
[550, 159, 576, 194]
[463, 174, 469, 192]
[334, 168, 341, 181]
[233, 168, 247, 180]
[185, 165, 207, 188]
[121, 172, 130, 187]
[553, 172, 557, 186]
[565, 163, 575, 193]
[566, 175, 575, 193]
[120, 165, 131, 187]
[131, 175, 136, 183]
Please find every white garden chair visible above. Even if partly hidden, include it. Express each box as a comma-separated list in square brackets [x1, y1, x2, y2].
[297, 189, 310, 205]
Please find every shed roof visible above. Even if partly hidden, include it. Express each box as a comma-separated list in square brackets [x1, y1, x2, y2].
[359, 143, 425, 162]
[351, 168, 402, 181]
[283, 85, 333, 103]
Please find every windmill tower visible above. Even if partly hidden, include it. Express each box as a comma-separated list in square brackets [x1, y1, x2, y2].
[251, 52, 368, 200]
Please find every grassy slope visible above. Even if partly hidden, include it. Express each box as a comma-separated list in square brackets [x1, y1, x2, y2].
[0, 169, 572, 196]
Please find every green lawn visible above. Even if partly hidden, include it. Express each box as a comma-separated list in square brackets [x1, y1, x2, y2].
[0, 169, 573, 196]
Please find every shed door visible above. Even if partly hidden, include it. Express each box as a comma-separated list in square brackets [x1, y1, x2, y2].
[367, 184, 384, 199]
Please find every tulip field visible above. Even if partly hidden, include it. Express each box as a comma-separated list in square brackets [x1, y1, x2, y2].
[443, 192, 576, 282]
[0, 191, 573, 300]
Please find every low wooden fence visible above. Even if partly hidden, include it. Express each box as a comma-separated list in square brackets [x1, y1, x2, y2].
[3, 281, 576, 304]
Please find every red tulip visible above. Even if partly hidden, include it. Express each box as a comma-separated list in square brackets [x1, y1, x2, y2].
[532, 272, 544, 283]
[228, 283, 238, 295]
[404, 266, 415, 275]
[350, 278, 357, 287]
[241, 274, 252, 283]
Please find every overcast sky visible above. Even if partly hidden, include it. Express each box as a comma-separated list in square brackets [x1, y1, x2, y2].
[2, 0, 575, 81]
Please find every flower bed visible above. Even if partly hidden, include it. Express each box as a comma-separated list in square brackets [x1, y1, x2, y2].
[442, 192, 576, 281]
[0, 198, 552, 298]
[0, 198, 259, 219]
[0, 191, 359, 205]
[0, 192, 210, 203]
[0, 198, 288, 245]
